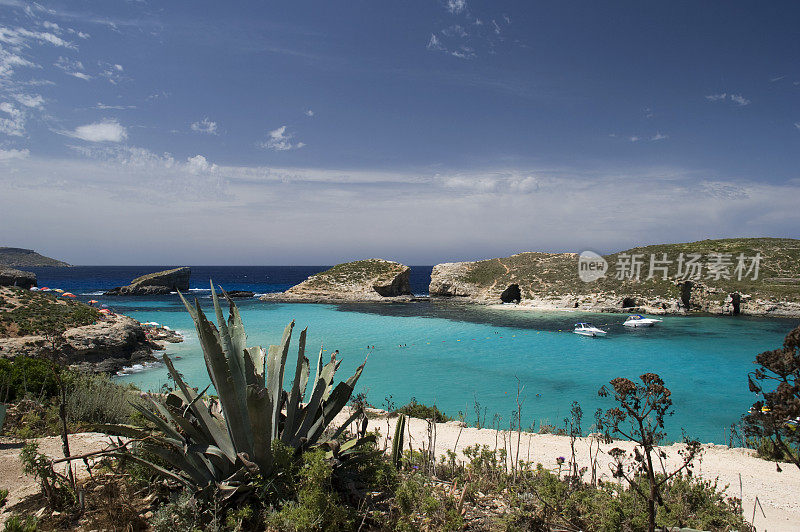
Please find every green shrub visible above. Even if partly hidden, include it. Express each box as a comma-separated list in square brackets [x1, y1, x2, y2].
[748, 436, 800, 463]
[0, 488, 7, 507]
[395, 397, 452, 422]
[0, 357, 57, 402]
[65, 372, 139, 426]
[264, 449, 354, 531]
[2, 515, 38, 532]
[150, 490, 203, 532]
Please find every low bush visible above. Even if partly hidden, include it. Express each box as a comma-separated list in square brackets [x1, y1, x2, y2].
[395, 397, 452, 423]
[65, 372, 140, 426]
[0, 356, 58, 402]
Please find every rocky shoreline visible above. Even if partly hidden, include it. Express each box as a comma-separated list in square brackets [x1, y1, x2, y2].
[0, 314, 183, 374]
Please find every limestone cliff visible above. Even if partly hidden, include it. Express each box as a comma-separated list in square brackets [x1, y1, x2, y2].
[261, 259, 412, 302]
[105, 267, 191, 295]
[0, 247, 70, 268]
[0, 267, 37, 290]
[429, 238, 800, 317]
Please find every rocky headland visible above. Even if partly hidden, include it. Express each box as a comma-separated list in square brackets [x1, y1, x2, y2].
[105, 267, 191, 296]
[0, 247, 70, 268]
[0, 286, 179, 373]
[0, 267, 37, 290]
[261, 259, 414, 303]
[429, 238, 800, 317]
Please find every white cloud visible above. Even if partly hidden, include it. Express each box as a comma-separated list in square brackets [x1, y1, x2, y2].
[98, 62, 125, 84]
[651, 132, 668, 141]
[451, 46, 475, 59]
[41, 21, 60, 32]
[0, 102, 26, 136]
[0, 46, 38, 77]
[705, 93, 750, 106]
[305, 109, 314, 117]
[0, 147, 29, 160]
[427, 34, 445, 51]
[628, 136, 640, 142]
[95, 102, 136, 110]
[0, 27, 75, 48]
[64, 119, 127, 142]
[729, 93, 750, 106]
[260, 126, 305, 151]
[13, 93, 44, 109]
[190, 117, 218, 135]
[446, 0, 466, 14]
[794, 122, 800, 131]
[442, 24, 468, 38]
[54, 56, 90, 80]
[186, 154, 217, 174]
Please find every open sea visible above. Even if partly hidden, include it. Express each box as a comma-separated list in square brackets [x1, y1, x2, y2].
[26, 266, 800, 444]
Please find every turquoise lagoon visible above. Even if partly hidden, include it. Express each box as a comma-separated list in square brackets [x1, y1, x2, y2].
[112, 296, 799, 444]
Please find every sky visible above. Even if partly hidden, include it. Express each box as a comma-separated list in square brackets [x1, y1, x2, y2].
[0, 0, 799, 265]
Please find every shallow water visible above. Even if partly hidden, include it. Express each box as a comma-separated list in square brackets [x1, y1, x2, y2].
[28, 266, 798, 443]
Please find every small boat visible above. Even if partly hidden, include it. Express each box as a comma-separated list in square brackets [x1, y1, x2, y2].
[573, 323, 607, 337]
[623, 315, 662, 328]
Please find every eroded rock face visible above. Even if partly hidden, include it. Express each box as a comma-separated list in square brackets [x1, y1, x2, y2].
[261, 259, 412, 302]
[0, 315, 159, 373]
[500, 284, 521, 303]
[105, 267, 191, 296]
[429, 262, 482, 298]
[0, 268, 36, 290]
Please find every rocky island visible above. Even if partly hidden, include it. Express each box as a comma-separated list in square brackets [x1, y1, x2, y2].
[430, 238, 800, 317]
[261, 259, 413, 303]
[0, 247, 70, 268]
[105, 266, 191, 295]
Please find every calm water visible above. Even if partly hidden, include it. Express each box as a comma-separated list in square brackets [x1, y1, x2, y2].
[28, 266, 799, 443]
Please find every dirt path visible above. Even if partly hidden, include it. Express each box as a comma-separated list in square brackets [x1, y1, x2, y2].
[0, 433, 114, 525]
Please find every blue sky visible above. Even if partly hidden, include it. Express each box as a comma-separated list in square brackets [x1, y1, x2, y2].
[1, 1, 799, 264]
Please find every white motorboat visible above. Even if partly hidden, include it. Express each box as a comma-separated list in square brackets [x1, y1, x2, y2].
[573, 323, 607, 337]
[623, 315, 662, 328]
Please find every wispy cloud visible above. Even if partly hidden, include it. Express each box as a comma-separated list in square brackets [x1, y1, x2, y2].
[705, 92, 750, 106]
[794, 122, 800, 131]
[305, 109, 314, 117]
[0, 102, 26, 136]
[98, 61, 125, 84]
[13, 93, 44, 109]
[62, 119, 127, 142]
[0, 147, 29, 160]
[260, 126, 305, 151]
[54, 56, 90, 80]
[190, 117, 218, 135]
[628, 136, 640, 142]
[446, 0, 467, 14]
[769, 76, 785, 83]
[94, 102, 136, 110]
[0, 26, 76, 49]
[427, 34, 445, 52]
[651, 132, 668, 141]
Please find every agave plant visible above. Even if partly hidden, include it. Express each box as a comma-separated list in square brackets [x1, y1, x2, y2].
[105, 282, 369, 499]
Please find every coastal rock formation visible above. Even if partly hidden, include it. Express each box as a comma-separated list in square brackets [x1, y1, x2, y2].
[261, 259, 412, 303]
[0, 247, 70, 268]
[225, 290, 255, 298]
[0, 267, 36, 290]
[0, 315, 160, 373]
[429, 238, 800, 317]
[105, 267, 191, 296]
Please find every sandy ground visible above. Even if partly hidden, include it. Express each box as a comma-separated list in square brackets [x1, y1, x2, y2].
[0, 417, 796, 530]
[0, 432, 115, 525]
[345, 408, 800, 532]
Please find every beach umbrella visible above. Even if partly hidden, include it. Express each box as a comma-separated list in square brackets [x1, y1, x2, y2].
[62, 293, 76, 298]
[40, 287, 51, 292]
[53, 288, 64, 293]
[101, 304, 109, 308]
[88, 300, 99, 305]
[29, 287, 39, 291]
[98, 309, 111, 314]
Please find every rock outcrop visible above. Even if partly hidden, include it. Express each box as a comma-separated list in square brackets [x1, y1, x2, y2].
[428, 238, 800, 317]
[0, 315, 161, 373]
[261, 259, 413, 303]
[0, 267, 36, 290]
[105, 267, 191, 296]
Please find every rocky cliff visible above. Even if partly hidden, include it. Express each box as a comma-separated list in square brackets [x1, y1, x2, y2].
[0, 267, 37, 290]
[429, 238, 800, 317]
[105, 267, 191, 295]
[261, 259, 412, 302]
[0, 247, 70, 267]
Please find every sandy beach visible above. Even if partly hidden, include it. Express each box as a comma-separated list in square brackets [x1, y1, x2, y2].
[344, 408, 800, 531]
